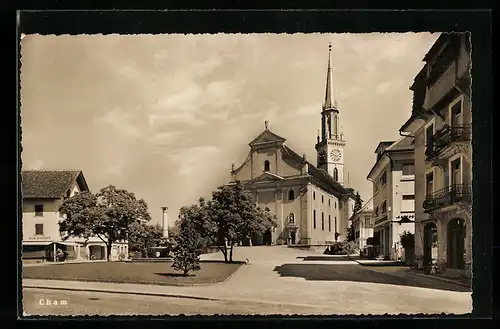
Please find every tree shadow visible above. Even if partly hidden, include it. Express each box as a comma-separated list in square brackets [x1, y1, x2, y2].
[154, 272, 195, 278]
[273, 263, 470, 292]
[298, 255, 360, 262]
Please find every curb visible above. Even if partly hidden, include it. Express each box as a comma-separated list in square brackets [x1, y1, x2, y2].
[23, 285, 219, 301]
[409, 271, 471, 288]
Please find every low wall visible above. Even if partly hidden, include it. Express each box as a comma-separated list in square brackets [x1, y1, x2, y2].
[287, 244, 329, 253]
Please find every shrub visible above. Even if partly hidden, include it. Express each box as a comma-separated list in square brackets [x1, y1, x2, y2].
[118, 253, 126, 261]
[329, 241, 359, 256]
[400, 231, 415, 249]
[171, 218, 203, 276]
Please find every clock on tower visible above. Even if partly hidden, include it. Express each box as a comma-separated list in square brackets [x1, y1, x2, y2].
[330, 149, 341, 162]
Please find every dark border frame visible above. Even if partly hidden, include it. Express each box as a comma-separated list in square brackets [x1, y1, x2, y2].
[7, 7, 493, 328]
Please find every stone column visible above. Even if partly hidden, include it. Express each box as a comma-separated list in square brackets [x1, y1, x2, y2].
[161, 206, 169, 239]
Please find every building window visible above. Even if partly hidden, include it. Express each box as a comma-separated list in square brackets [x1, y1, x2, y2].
[451, 100, 463, 126]
[313, 210, 316, 229]
[264, 160, 270, 171]
[426, 172, 434, 196]
[35, 223, 44, 235]
[334, 201, 337, 209]
[328, 215, 331, 231]
[425, 124, 434, 148]
[66, 189, 71, 197]
[334, 217, 337, 234]
[313, 192, 316, 200]
[321, 195, 324, 203]
[375, 206, 379, 217]
[402, 195, 415, 200]
[34, 205, 43, 217]
[328, 199, 331, 206]
[288, 189, 295, 200]
[451, 158, 461, 186]
[321, 213, 325, 231]
[402, 163, 415, 175]
[365, 217, 373, 228]
[380, 171, 387, 186]
[381, 201, 387, 214]
[289, 213, 295, 224]
[333, 167, 338, 181]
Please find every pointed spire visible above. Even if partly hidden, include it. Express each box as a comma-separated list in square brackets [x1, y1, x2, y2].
[324, 42, 338, 110]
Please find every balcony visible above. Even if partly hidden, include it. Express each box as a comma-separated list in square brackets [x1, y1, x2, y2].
[425, 124, 472, 161]
[424, 61, 457, 111]
[423, 184, 472, 213]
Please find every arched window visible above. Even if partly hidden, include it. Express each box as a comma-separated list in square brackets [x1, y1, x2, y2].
[288, 189, 295, 200]
[328, 199, 331, 206]
[313, 210, 316, 229]
[289, 213, 295, 224]
[313, 192, 316, 200]
[264, 160, 270, 171]
[328, 215, 331, 231]
[321, 195, 324, 203]
[333, 167, 338, 181]
[321, 213, 325, 231]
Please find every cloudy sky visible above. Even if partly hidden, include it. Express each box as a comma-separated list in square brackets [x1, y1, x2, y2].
[20, 33, 439, 226]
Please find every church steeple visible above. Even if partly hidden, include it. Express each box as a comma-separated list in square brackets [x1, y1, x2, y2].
[323, 43, 338, 111]
[315, 42, 346, 186]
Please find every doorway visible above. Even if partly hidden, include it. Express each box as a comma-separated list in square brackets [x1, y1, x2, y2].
[263, 230, 272, 246]
[290, 231, 296, 245]
[424, 222, 437, 266]
[447, 218, 465, 269]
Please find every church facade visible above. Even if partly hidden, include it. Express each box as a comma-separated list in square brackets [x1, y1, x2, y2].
[230, 45, 355, 246]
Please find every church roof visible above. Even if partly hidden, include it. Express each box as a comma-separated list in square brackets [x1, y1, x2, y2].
[21, 169, 90, 199]
[281, 144, 349, 197]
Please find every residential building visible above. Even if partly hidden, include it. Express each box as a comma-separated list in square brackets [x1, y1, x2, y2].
[230, 45, 355, 246]
[350, 203, 375, 251]
[399, 32, 472, 277]
[21, 170, 129, 262]
[367, 138, 416, 260]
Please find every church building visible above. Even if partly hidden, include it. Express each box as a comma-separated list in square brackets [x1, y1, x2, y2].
[230, 44, 356, 246]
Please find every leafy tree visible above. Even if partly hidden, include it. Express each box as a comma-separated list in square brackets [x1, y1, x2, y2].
[346, 191, 364, 242]
[59, 185, 151, 261]
[171, 206, 205, 276]
[127, 221, 164, 258]
[400, 231, 415, 249]
[353, 192, 363, 213]
[204, 182, 277, 262]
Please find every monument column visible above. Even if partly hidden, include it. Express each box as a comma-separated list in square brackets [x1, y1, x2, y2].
[161, 207, 169, 239]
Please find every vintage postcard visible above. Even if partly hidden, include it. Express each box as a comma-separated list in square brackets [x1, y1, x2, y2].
[20, 32, 473, 316]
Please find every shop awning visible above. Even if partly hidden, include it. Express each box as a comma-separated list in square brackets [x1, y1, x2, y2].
[22, 241, 53, 246]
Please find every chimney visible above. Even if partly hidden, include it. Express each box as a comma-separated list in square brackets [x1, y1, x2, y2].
[161, 207, 169, 239]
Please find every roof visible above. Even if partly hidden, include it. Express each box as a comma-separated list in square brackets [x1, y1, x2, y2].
[367, 137, 414, 180]
[374, 141, 395, 154]
[423, 33, 447, 61]
[21, 170, 89, 199]
[323, 45, 338, 110]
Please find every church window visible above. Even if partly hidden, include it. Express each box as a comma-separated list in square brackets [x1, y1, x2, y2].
[321, 195, 324, 203]
[289, 213, 295, 224]
[328, 199, 331, 206]
[335, 201, 337, 209]
[264, 160, 270, 171]
[333, 168, 338, 181]
[321, 213, 325, 231]
[288, 189, 295, 200]
[313, 210, 316, 229]
[328, 215, 331, 231]
[313, 192, 316, 200]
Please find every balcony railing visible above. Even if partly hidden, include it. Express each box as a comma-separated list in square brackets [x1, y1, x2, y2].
[423, 184, 472, 213]
[425, 124, 472, 160]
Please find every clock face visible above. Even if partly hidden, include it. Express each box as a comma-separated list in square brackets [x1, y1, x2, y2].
[330, 149, 342, 161]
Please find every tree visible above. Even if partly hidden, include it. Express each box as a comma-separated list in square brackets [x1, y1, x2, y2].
[353, 192, 363, 213]
[344, 241, 359, 259]
[171, 206, 205, 276]
[127, 221, 164, 258]
[400, 231, 415, 249]
[346, 191, 364, 242]
[59, 185, 151, 261]
[179, 182, 277, 263]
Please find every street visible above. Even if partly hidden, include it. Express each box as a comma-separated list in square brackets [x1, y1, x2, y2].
[22, 246, 472, 316]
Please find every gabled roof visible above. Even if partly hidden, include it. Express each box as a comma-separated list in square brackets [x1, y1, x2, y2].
[21, 170, 90, 199]
[367, 137, 414, 180]
[374, 141, 395, 154]
[250, 171, 285, 183]
[249, 129, 286, 147]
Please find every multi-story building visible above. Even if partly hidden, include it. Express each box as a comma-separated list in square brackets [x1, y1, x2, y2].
[22, 170, 129, 262]
[230, 44, 355, 246]
[350, 205, 375, 251]
[399, 32, 472, 277]
[367, 138, 416, 260]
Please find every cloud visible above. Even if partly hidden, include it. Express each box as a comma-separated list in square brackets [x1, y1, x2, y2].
[94, 107, 141, 138]
[168, 146, 222, 176]
[148, 131, 182, 146]
[106, 164, 124, 178]
[27, 159, 44, 169]
[295, 104, 318, 116]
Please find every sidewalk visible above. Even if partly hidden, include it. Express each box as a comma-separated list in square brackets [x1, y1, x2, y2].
[409, 269, 471, 288]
